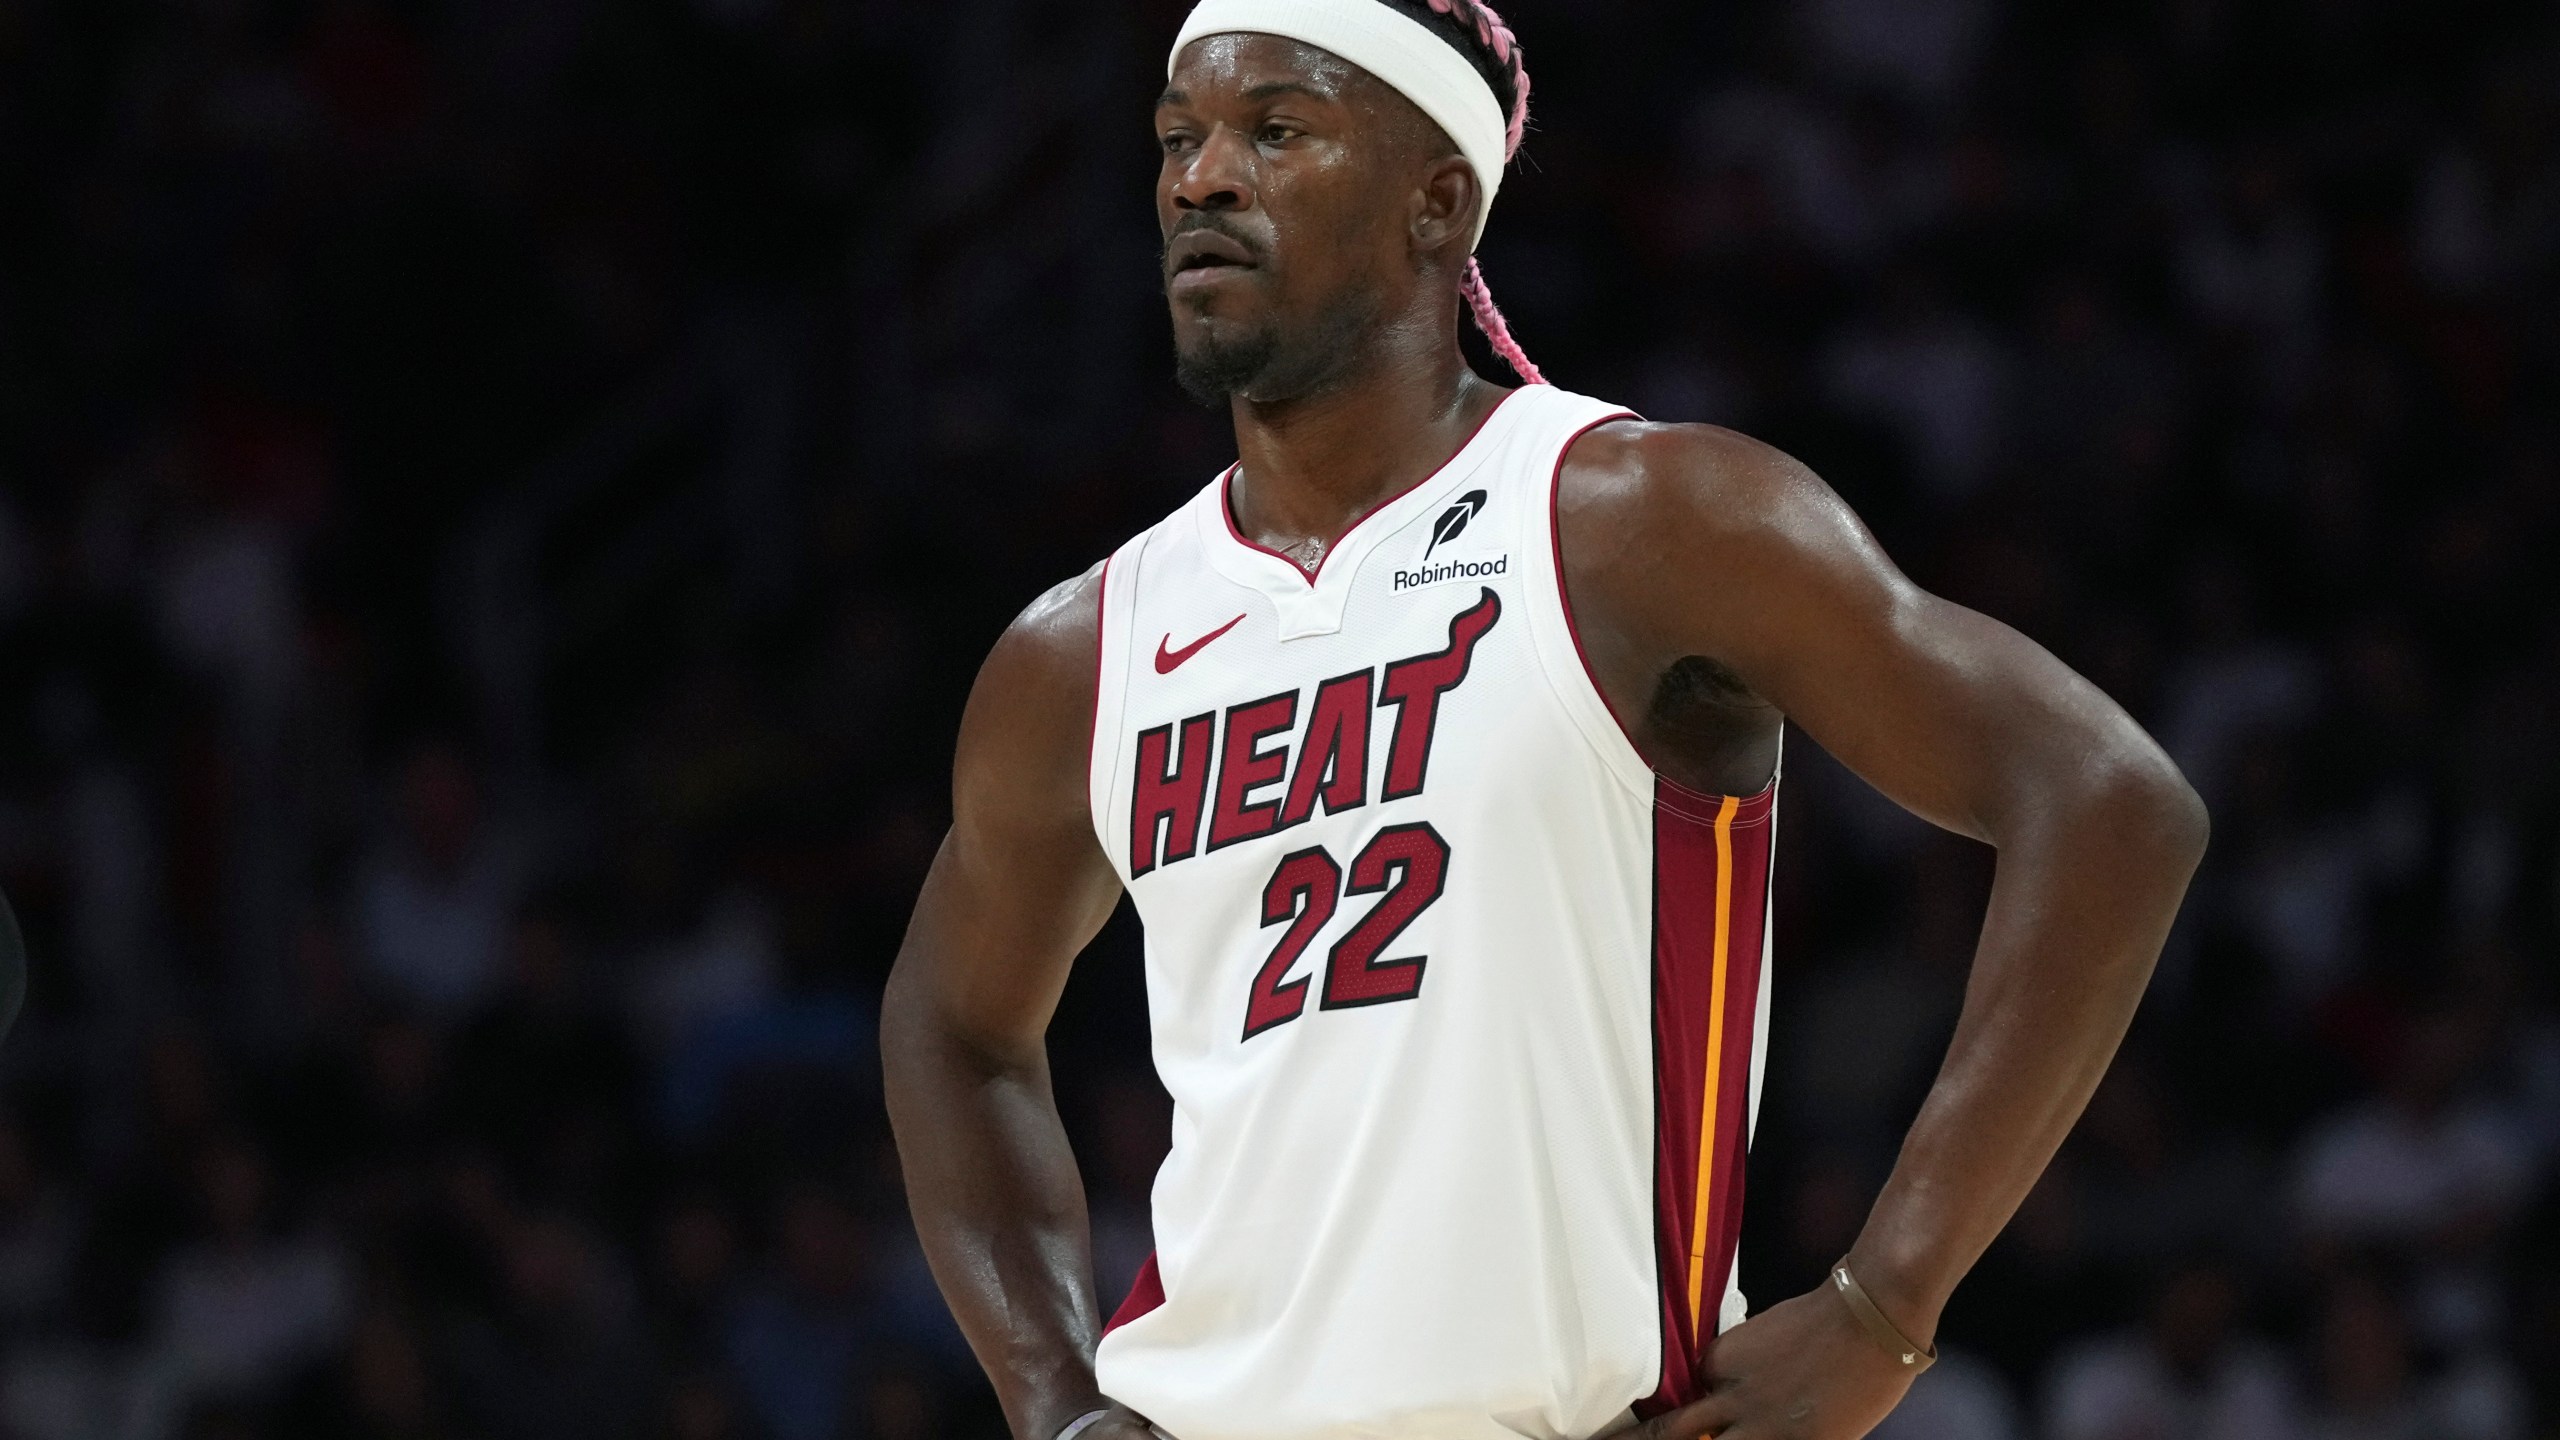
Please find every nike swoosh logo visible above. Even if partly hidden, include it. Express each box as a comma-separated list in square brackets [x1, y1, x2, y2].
[1155, 614, 1247, 674]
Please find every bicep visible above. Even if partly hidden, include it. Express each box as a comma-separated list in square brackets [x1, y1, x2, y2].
[1655, 446, 2162, 841]
[890, 573, 1126, 1055]
[907, 799, 1122, 1049]
[1751, 585, 2135, 842]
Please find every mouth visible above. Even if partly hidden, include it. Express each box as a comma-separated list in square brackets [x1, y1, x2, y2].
[1166, 230, 1260, 291]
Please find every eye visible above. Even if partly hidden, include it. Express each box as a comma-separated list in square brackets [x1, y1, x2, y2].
[1159, 129, 1197, 155]
[1257, 121, 1304, 144]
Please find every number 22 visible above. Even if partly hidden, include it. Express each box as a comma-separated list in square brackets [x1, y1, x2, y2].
[1242, 822, 1450, 1040]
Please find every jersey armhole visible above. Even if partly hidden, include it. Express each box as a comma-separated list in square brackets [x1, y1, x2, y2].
[1520, 409, 1661, 802]
[1529, 414, 1790, 818]
[1087, 537, 1145, 876]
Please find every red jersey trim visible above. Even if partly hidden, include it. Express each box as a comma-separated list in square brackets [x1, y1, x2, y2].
[1106, 1251, 1165, 1334]
[1639, 779, 1773, 1417]
[1217, 387, 1530, 586]
[1087, 554, 1111, 797]
[1544, 416, 1780, 818]
[1544, 413, 1645, 754]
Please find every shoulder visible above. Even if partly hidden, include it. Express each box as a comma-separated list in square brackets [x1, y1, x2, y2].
[955, 560, 1107, 814]
[980, 559, 1107, 696]
[1556, 419, 1896, 620]
[1559, 418, 1861, 553]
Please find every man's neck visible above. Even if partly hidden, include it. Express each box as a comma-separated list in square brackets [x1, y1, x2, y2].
[1226, 346, 1509, 568]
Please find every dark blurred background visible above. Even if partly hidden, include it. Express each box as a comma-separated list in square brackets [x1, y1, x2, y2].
[0, 0, 2556, 1436]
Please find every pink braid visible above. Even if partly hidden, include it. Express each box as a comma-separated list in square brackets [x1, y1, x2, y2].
[1418, 0, 1544, 383]
[1421, 0, 1531, 158]
[1462, 258, 1545, 385]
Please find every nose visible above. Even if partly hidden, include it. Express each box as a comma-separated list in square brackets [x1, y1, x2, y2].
[1171, 125, 1256, 213]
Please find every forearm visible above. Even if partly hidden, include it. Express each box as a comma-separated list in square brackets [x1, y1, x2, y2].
[884, 990, 1109, 1440]
[1847, 762, 2206, 1335]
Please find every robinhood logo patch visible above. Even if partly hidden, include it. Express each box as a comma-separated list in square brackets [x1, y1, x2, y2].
[1422, 490, 1488, 561]
[1400, 491, 1506, 591]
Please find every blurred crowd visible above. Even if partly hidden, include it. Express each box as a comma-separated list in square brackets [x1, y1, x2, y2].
[0, 0, 2556, 1437]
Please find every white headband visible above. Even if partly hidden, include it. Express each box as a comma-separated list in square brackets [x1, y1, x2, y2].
[1170, 0, 1510, 249]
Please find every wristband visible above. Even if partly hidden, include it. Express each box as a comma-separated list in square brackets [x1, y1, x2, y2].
[1055, 1409, 1113, 1440]
[1831, 1262, 1937, 1372]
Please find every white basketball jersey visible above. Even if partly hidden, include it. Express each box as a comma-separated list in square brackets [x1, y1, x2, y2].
[1086, 385, 1778, 1440]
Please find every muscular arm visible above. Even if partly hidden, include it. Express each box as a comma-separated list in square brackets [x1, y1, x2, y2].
[1561, 425, 2208, 1438]
[881, 565, 1141, 1440]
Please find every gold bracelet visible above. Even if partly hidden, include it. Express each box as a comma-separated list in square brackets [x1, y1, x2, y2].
[1831, 1262, 1937, 1372]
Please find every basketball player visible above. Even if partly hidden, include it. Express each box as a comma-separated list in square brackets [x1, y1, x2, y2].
[883, 1, 2207, 1437]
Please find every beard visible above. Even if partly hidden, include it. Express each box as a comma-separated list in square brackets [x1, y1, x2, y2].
[1173, 321, 1282, 406]
[1171, 276, 1385, 407]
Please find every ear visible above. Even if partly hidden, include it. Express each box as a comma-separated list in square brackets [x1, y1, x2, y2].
[1410, 154, 1482, 262]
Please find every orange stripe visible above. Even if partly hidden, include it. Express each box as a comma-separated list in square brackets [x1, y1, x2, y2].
[1683, 794, 1741, 1331]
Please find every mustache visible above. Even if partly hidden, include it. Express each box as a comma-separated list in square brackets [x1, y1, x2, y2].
[1161, 213, 1268, 274]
